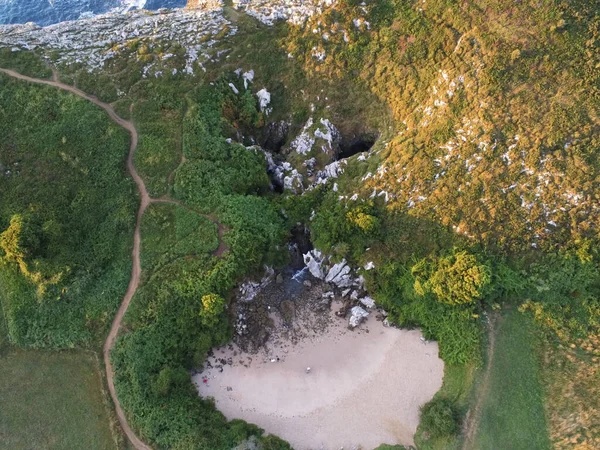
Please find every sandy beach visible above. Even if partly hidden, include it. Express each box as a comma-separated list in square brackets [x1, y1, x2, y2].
[194, 306, 444, 449]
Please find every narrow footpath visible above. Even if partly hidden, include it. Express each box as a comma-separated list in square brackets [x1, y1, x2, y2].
[461, 313, 500, 450]
[0, 67, 227, 450]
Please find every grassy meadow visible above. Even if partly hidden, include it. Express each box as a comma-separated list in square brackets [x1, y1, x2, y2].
[473, 311, 551, 450]
[0, 349, 119, 450]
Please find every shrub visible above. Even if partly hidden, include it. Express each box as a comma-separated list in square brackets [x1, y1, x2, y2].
[259, 434, 293, 450]
[413, 251, 491, 306]
[419, 397, 459, 438]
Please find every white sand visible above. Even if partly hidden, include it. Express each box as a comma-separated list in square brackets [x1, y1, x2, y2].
[194, 310, 443, 449]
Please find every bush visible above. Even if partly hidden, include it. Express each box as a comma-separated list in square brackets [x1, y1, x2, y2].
[413, 251, 492, 306]
[420, 398, 459, 438]
[259, 434, 293, 450]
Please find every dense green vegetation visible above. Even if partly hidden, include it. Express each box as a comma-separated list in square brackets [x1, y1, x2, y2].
[0, 48, 52, 78]
[139, 203, 219, 274]
[0, 75, 136, 348]
[110, 82, 289, 449]
[420, 398, 459, 440]
[0, 349, 119, 450]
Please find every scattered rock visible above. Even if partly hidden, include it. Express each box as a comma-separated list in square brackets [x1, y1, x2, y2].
[348, 306, 369, 329]
[359, 296, 375, 309]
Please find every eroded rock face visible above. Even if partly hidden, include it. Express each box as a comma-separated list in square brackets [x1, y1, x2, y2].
[263, 120, 290, 152]
[232, 0, 336, 26]
[186, 0, 223, 9]
[0, 7, 232, 75]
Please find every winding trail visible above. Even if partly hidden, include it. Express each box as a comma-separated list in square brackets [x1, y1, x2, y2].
[461, 313, 500, 450]
[0, 67, 152, 450]
[0, 67, 228, 449]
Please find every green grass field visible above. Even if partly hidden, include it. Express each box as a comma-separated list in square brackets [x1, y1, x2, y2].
[473, 311, 551, 450]
[0, 350, 118, 450]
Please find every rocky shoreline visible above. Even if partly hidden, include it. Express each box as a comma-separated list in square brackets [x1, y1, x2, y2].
[0, 0, 340, 74]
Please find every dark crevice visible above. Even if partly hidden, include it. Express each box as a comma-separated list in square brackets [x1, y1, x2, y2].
[288, 225, 313, 270]
[262, 120, 290, 153]
[337, 133, 377, 159]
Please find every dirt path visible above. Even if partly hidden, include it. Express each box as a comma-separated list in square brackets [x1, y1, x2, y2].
[0, 66, 152, 450]
[0, 67, 154, 450]
[0, 67, 229, 450]
[461, 313, 500, 450]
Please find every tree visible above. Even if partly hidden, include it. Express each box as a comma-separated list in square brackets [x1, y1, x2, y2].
[200, 293, 226, 327]
[346, 207, 379, 234]
[0, 213, 63, 296]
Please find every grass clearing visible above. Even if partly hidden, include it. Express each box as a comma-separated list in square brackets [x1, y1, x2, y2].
[415, 363, 477, 450]
[0, 349, 119, 450]
[139, 202, 220, 275]
[473, 310, 551, 450]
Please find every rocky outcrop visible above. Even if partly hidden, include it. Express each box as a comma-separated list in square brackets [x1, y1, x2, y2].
[304, 250, 325, 279]
[232, 0, 336, 26]
[186, 0, 223, 9]
[324, 260, 353, 287]
[0, 7, 231, 74]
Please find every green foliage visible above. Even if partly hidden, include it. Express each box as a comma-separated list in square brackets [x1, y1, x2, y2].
[0, 49, 52, 78]
[420, 397, 459, 439]
[517, 251, 600, 341]
[414, 251, 492, 305]
[152, 366, 191, 397]
[132, 89, 185, 197]
[140, 203, 219, 274]
[311, 192, 381, 261]
[369, 259, 482, 365]
[112, 87, 289, 449]
[217, 195, 287, 270]
[200, 294, 226, 327]
[259, 435, 293, 450]
[415, 363, 477, 450]
[0, 76, 136, 348]
[174, 84, 270, 211]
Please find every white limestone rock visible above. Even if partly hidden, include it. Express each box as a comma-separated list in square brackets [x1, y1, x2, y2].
[325, 260, 353, 287]
[303, 250, 326, 279]
[359, 296, 375, 309]
[0, 7, 232, 75]
[349, 306, 369, 328]
[256, 88, 271, 113]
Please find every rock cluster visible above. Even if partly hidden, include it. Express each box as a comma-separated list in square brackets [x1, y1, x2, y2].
[303, 250, 376, 328]
[232, 0, 336, 26]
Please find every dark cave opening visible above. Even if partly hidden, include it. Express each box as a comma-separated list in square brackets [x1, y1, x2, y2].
[337, 134, 377, 160]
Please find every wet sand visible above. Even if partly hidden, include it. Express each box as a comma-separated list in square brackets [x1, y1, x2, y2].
[194, 310, 444, 449]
